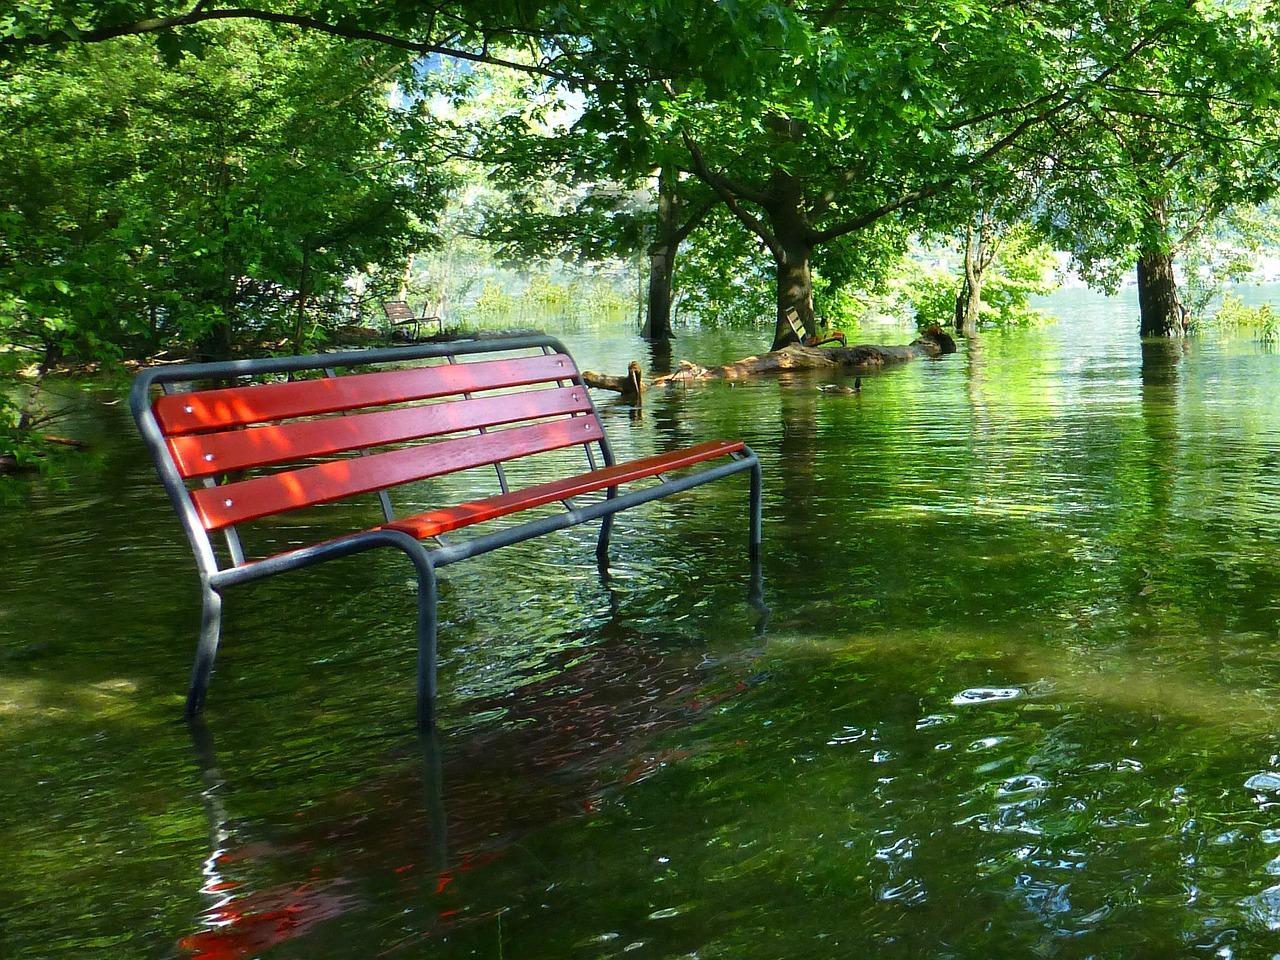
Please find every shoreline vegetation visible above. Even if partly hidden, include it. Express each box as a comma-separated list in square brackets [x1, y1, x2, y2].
[6, 3, 1280, 472]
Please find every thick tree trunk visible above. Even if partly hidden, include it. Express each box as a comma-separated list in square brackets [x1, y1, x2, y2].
[210, 321, 234, 360]
[772, 241, 815, 350]
[1137, 251, 1185, 337]
[644, 246, 675, 340]
[643, 167, 679, 340]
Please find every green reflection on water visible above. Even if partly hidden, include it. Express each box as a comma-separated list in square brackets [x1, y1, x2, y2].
[4, 289, 1280, 957]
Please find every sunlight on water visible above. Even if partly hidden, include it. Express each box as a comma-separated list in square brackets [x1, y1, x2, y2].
[4, 287, 1280, 957]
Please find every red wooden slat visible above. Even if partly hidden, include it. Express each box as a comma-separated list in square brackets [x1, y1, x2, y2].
[385, 440, 745, 541]
[191, 416, 605, 530]
[155, 353, 580, 435]
[169, 386, 593, 478]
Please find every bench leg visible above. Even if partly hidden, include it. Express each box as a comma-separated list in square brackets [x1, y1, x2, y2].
[749, 460, 763, 556]
[416, 563, 440, 732]
[748, 460, 765, 609]
[185, 587, 223, 718]
[596, 487, 618, 566]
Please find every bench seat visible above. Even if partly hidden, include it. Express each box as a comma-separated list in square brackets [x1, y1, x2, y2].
[385, 439, 745, 540]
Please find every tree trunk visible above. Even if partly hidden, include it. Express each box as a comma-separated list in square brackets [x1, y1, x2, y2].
[202, 308, 234, 361]
[772, 240, 815, 350]
[581, 361, 645, 400]
[398, 257, 413, 301]
[206, 138, 235, 362]
[16, 341, 60, 432]
[642, 166, 678, 340]
[644, 245, 676, 340]
[1137, 251, 1185, 337]
[955, 222, 982, 338]
[292, 246, 311, 354]
[635, 257, 645, 328]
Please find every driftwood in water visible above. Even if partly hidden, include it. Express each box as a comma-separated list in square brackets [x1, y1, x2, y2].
[40, 434, 89, 450]
[582, 361, 646, 400]
[585, 329, 955, 396]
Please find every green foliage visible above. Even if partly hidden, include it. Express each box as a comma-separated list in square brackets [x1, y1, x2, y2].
[903, 268, 964, 330]
[468, 272, 629, 326]
[868, 228, 1059, 331]
[975, 228, 1058, 328]
[0, 23, 443, 364]
[670, 211, 774, 328]
[0, 391, 41, 470]
[472, 279, 517, 318]
[3, 0, 1280, 363]
[1033, 1, 1280, 300]
[1181, 204, 1280, 321]
[1211, 294, 1280, 344]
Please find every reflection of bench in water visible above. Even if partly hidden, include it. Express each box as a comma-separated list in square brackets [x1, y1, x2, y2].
[381, 300, 444, 339]
[181, 622, 769, 955]
[184, 721, 448, 957]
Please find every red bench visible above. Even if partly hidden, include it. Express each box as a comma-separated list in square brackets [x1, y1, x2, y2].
[131, 336, 762, 729]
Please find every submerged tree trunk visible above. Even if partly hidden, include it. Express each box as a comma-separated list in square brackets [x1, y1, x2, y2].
[643, 168, 715, 341]
[645, 246, 675, 340]
[1137, 251, 1185, 337]
[1136, 196, 1186, 338]
[955, 222, 983, 338]
[582, 361, 645, 400]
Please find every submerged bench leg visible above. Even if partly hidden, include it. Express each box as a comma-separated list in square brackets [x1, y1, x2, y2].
[416, 563, 440, 732]
[185, 587, 223, 718]
[749, 460, 765, 608]
[749, 460, 763, 557]
[596, 486, 618, 567]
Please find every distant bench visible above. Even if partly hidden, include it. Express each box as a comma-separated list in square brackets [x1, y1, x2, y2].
[381, 300, 444, 339]
[130, 336, 762, 729]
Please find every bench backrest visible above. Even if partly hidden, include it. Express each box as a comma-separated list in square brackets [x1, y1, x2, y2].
[381, 301, 415, 323]
[131, 336, 611, 572]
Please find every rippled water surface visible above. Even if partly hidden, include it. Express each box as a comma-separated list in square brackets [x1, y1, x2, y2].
[5, 289, 1280, 957]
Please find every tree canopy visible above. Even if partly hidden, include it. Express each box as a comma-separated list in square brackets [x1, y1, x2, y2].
[2, 0, 1279, 380]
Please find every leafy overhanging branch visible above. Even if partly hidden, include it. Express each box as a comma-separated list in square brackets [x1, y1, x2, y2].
[1, 3, 589, 85]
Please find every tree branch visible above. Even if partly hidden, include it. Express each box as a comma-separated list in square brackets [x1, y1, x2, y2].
[683, 133, 782, 257]
[812, 29, 1167, 245]
[3, 5, 588, 85]
[672, 196, 717, 245]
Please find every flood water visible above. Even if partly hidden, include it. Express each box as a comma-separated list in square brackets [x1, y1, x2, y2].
[4, 288, 1280, 958]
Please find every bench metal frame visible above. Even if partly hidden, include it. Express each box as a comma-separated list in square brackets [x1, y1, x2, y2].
[131, 335, 762, 730]
[381, 300, 444, 339]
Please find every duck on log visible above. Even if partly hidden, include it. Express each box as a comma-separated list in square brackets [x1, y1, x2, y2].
[583, 326, 955, 396]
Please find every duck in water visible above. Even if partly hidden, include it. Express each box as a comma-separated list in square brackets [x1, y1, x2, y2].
[819, 377, 862, 396]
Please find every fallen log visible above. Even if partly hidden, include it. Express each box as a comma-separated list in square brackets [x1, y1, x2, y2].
[585, 328, 955, 396]
[41, 434, 89, 450]
[581, 361, 645, 400]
